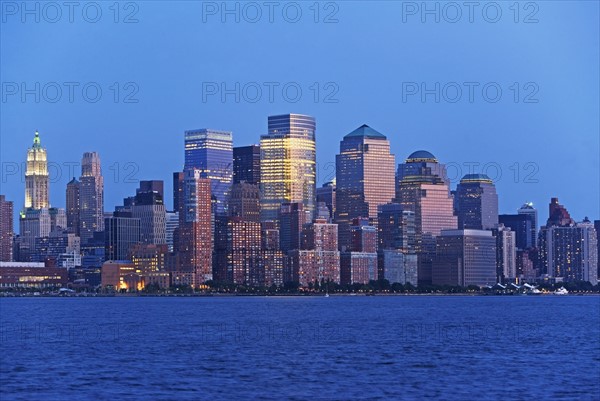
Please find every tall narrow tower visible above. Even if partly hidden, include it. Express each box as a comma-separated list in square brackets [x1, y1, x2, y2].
[260, 114, 316, 222]
[79, 152, 104, 244]
[24, 131, 49, 209]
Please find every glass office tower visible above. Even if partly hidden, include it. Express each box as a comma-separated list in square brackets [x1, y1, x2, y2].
[260, 114, 316, 222]
[455, 174, 498, 230]
[184, 129, 233, 216]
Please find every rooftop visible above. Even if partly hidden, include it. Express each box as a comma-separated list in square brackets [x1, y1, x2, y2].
[344, 124, 386, 139]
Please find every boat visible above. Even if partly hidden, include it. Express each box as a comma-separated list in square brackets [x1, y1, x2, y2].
[324, 293, 330, 298]
[553, 287, 569, 295]
[527, 288, 542, 295]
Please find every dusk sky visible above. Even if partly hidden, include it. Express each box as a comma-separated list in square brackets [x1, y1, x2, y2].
[2, 1, 598, 225]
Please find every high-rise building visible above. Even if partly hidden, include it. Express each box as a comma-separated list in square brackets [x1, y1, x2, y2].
[66, 178, 80, 235]
[538, 199, 597, 284]
[104, 212, 140, 261]
[49, 207, 67, 232]
[227, 218, 262, 285]
[493, 224, 516, 283]
[260, 114, 316, 222]
[24, 131, 49, 209]
[0, 195, 14, 261]
[335, 125, 395, 250]
[79, 152, 104, 244]
[316, 181, 336, 221]
[518, 202, 538, 247]
[340, 218, 378, 285]
[596, 220, 600, 279]
[396, 151, 457, 285]
[130, 182, 166, 245]
[278, 202, 308, 254]
[233, 145, 261, 185]
[455, 174, 498, 230]
[433, 229, 497, 287]
[18, 208, 51, 261]
[377, 203, 416, 252]
[172, 172, 185, 213]
[184, 129, 233, 216]
[290, 218, 340, 287]
[178, 170, 213, 286]
[165, 211, 179, 252]
[499, 212, 536, 250]
[261, 221, 285, 287]
[228, 182, 260, 223]
[379, 250, 418, 286]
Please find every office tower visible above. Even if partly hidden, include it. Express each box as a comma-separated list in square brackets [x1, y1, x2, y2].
[165, 211, 179, 252]
[32, 231, 80, 267]
[49, 208, 67, 232]
[227, 218, 263, 285]
[493, 224, 516, 283]
[104, 212, 140, 261]
[340, 218, 378, 285]
[66, 178, 80, 234]
[138, 180, 164, 199]
[173, 172, 185, 213]
[260, 114, 316, 222]
[377, 203, 417, 284]
[379, 250, 418, 286]
[499, 213, 536, 250]
[316, 181, 336, 221]
[377, 203, 416, 252]
[79, 152, 104, 244]
[335, 125, 395, 250]
[178, 170, 213, 286]
[24, 131, 49, 209]
[229, 182, 260, 222]
[539, 199, 597, 284]
[130, 182, 166, 245]
[290, 218, 340, 287]
[433, 229, 497, 287]
[129, 243, 168, 274]
[396, 151, 457, 285]
[18, 208, 51, 261]
[279, 202, 307, 253]
[316, 202, 331, 221]
[518, 202, 538, 247]
[233, 145, 261, 184]
[0, 195, 14, 261]
[184, 128, 233, 216]
[455, 174, 498, 230]
[261, 221, 285, 287]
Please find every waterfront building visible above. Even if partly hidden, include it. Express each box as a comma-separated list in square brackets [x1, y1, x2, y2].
[455, 174, 498, 230]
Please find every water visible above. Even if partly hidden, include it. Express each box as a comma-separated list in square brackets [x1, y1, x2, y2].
[1, 296, 599, 400]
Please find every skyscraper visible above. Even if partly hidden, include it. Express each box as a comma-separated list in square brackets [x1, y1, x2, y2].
[79, 152, 104, 244]
[493, 224, 517, 283]
[290, 218, 340, 287]
[518, 202, 538, 248]
[228, 182, 260, 223]
[433, 229, 497, 287]
[455, 174, 498, 230]
[279, 202, 307, 254]
[340, 218, 378, 285]
[260, 114, 316, 222]
[396, 151, 457, 285]
[178, 170, 213, 286]
[316, 181, 336, 221]
[184, 128, 233, 216]
[104, 212, 140, 261]
[130, 181, 167, 245]
[499, 212, 536, 250]
[335, 124, 395, 250]
[66, 178, 80, 235]
[24, 131, 49, 210]
[538, 199, 598, 284]
[227, 218, 263, 285]
[233, 145, 261, 185]
[0, 195, 14, 262]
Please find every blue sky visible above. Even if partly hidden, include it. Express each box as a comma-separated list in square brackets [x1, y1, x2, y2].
[1, 1, 599, 227]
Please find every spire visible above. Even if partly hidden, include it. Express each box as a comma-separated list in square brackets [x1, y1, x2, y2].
[32, 130, 41, 149]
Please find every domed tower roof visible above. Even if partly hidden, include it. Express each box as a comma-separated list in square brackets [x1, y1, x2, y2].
[460, 173, 493, 184]
[406, 150, 437, 163]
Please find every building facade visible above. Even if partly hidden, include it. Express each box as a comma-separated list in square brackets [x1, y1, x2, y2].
[0, 195, 14, 261]
[455, 174, 498, 230]
[79, 152, 104, 244]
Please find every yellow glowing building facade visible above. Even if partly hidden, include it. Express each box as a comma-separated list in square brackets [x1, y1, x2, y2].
[260, 114, 316, 222]
[25, 131, 49, 209]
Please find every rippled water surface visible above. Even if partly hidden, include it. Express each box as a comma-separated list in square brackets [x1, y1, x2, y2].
[1, 296, 599, 400]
